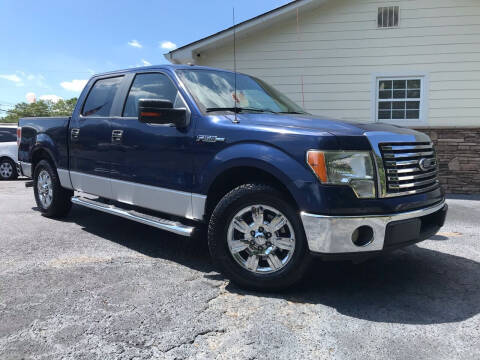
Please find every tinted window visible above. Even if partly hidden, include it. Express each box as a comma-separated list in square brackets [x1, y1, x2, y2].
[0, 127, 17, 143]
[82, 76, 123, 117]
[123, 73, 179, 117]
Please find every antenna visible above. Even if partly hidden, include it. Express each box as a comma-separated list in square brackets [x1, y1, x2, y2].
[232, 7, 239, 123]
[296, 8, 305, 109]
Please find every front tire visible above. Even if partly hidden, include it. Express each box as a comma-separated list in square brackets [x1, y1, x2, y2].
[33, 160, 73, 218]
[208, 184, 311, 291]
[0, 158, 18, 180]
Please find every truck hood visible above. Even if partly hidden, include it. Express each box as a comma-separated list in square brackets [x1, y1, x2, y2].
[233, 113, 425, 138]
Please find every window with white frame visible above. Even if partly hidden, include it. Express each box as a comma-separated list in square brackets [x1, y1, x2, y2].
[376, 78, 422, 122]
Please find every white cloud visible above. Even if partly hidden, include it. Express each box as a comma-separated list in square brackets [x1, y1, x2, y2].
[39, 94, 63, 103]
[160, 41, 177, 50]
[60, 79, 88, 92]
[128, 40, 142, 48]
[141, 59, 152, 66]
[0, 74, 22, 83]
[26, 92, 36, 104]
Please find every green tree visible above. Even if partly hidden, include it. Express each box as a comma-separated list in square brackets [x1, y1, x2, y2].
[1, 98, 78, 123]
[51, 98, 78, 115]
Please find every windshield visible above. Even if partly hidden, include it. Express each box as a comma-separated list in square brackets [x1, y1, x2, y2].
[176, 69, 306, 114]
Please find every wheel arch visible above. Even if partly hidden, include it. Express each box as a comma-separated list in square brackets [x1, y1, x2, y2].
[0, 155, 15, 163]
[31, 147, 57, 173]
[199, 142, 320, 221]
[204, 164, 299, 221]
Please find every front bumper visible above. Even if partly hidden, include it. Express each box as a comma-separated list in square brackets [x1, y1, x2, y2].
[301, 201, 447, 256]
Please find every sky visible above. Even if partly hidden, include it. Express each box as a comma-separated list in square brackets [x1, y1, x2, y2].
[0, 0, 290, 113]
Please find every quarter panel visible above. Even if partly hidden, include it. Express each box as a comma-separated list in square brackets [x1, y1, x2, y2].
[18, 117, 70, 168]
[0, 142, 18, 163]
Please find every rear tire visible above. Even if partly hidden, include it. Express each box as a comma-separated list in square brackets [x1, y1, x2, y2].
[33, 160, 73, 218]
[0, 158, 18, 180]
[208, 184, 311, 291]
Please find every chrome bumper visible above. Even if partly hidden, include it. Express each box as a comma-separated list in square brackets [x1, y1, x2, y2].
[301, 201, 446, 254]
[18, 161, 32, 178]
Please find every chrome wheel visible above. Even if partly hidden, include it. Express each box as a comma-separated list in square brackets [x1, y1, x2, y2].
[37, 169, 53, 208]
[227, 205, 296, 274]
[0, 161, 13, 179]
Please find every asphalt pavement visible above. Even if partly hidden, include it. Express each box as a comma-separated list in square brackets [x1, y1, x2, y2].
[0, 180, 479, 359]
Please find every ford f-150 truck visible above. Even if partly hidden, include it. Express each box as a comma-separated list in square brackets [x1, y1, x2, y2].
[18, 65, 447, 290]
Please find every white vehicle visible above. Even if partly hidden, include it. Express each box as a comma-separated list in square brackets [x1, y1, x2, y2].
[0, 124, 19, 180]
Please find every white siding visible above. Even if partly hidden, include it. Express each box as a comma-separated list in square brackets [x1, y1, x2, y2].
[195, 0, 480, 127]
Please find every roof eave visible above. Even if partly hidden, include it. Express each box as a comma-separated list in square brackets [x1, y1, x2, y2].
[166, 0, 322, 64]
[163, 48, 193, 64]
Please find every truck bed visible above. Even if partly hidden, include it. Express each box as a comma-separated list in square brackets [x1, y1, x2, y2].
[18, 117, 70, 169]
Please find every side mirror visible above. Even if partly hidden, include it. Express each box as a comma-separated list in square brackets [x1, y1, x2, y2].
[138, 99, 187, 128]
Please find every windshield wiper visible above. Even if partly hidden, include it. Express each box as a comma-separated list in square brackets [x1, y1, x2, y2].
[206, 107, 277, 114]
[278, 111, 306, 114]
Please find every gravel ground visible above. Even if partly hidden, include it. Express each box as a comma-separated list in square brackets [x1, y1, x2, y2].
[0, 180, 479, 359]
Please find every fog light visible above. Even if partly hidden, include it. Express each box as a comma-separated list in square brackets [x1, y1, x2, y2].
[352, 226, 374, 247]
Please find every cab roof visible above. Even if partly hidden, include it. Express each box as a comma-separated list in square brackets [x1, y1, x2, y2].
[93, 64, 235, 78]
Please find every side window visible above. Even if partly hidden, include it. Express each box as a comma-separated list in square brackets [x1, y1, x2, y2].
[123, 73, 180, 117]
[82, 76, 123, 117]
[0, 128, 17, 143]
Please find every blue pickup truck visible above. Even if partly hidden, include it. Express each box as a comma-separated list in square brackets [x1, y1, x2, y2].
[18, 65, 447, 290]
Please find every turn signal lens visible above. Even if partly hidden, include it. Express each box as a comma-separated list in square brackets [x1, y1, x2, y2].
[307, 151, 327, 182]
[140, 112, 161, 117]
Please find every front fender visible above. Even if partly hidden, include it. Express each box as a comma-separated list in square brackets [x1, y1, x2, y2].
[197, 142, 326, 212]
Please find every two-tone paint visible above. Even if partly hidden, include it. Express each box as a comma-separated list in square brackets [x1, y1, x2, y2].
[18, 64, 444, 223]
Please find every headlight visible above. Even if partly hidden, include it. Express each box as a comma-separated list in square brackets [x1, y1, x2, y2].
[306, 150, 376, 198]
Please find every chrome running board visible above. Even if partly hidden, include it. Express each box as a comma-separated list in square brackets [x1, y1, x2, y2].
[71, 196, 195, 237]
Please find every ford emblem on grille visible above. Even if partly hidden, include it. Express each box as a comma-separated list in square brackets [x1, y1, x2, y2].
[419, 158, 435, 171]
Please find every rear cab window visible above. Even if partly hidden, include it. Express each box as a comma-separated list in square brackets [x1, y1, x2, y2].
[82, 76, 123, 117]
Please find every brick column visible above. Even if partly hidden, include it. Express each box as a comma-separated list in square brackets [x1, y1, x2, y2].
[413, 127, 480, 194]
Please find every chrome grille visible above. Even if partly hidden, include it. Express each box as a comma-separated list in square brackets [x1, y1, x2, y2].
[379, 142, 440, 196]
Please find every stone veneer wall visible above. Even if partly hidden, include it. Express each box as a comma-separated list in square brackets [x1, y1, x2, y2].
[413, 127, 480, 194]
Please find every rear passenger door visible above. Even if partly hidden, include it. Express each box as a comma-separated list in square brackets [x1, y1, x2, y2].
[109, 72, 196, 218]
[69, 75, 124, 198]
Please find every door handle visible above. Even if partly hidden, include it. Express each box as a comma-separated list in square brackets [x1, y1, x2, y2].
[71, 128, 80, 140]
[111, 129, 123, 142]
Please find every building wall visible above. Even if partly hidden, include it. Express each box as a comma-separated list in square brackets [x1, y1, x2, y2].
[196, 0, 480, 128]
[193, 0, 480, 193]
